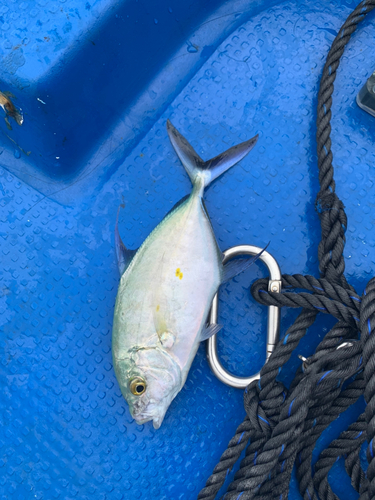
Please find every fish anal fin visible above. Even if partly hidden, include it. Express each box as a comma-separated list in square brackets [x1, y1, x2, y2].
[200, 323, 223, 341]
[221, 244, 269, 283]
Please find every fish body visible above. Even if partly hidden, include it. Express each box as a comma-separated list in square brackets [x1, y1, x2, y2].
[112, 121, 259, 429]
[0, 91, 23, 129]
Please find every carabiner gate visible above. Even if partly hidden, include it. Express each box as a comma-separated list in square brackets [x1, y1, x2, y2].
[206, 245, 282, 389]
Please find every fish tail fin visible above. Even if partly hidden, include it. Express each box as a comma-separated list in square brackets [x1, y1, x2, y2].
[166, 119, 258, 189]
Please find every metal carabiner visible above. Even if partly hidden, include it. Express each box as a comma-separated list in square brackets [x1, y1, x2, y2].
[206, 245, 282, 389]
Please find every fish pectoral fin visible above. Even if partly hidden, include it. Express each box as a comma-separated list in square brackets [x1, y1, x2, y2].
[115, 204, 138, 275]
[221, 244, 269, 283]
[153, 303, 175, 349]
[160, 331, 175, 349]
[200, 323, 223, 341]
[153, 302, 168, 334]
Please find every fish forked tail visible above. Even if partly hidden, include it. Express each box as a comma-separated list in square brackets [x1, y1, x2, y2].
[166, 120, 258, 190]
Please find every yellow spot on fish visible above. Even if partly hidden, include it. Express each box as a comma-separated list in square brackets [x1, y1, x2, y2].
[175, 268, 183, 280]
[156, 305, 160, 312]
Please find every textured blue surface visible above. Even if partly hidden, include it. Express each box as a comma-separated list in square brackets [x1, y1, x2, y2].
[0, 0, 374, 499]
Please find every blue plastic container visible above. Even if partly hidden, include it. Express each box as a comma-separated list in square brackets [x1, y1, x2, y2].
[0, 0, 373, 498]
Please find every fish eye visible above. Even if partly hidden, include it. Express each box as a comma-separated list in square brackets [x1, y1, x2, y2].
[129, 377, 146, 396]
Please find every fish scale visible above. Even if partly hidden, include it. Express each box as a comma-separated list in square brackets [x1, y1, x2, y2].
[112, 121, 259, 428]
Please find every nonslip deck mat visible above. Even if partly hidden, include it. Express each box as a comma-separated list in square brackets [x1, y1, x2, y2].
[0, 0, 374, 498]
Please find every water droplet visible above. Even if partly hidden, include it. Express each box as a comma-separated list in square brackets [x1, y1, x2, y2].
[14, 149, 21, 159]
[168, 7, 172, 12]
[186, 42, 198, 53]
[154, 18, 158, 24]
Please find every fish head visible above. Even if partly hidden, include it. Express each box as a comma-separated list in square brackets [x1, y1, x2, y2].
[114, 346, 182, 429]
[14, 110, 24, 126]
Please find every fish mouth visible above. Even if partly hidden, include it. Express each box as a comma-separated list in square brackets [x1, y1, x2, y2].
[133, 413, 152, 425]
[132, 411, 164, 429]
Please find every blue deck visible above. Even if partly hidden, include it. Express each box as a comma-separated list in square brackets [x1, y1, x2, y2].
[0, 0, 374, 498]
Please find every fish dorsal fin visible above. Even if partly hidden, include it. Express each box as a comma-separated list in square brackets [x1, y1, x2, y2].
[200, 323, 223, 341]
[164, 194, 190, 219]
[221, 244, 269, 283]
[166, 120, 258, 190]
[115, 205, 137, 275]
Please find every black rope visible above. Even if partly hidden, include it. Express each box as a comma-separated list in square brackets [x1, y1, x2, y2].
[313, 412, 367, 499]
[198, 1, 375, 499]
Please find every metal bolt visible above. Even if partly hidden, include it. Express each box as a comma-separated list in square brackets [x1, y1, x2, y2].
[298, 354, 309, 372]
[268, 280, 282, 293]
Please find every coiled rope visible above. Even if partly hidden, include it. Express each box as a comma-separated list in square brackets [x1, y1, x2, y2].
[198, 1, 375, 499]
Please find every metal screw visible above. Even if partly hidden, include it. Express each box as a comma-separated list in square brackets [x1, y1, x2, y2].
[298, 354, 309, 372]
[268, 280, 282, 293]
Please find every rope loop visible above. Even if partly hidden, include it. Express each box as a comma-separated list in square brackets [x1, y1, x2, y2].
[243, 381, 286, 436]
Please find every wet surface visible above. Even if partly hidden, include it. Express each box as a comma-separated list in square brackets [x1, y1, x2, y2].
[0, 0, 374, 498]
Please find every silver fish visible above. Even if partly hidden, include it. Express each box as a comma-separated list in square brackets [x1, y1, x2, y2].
[112, 121, 259, 429]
